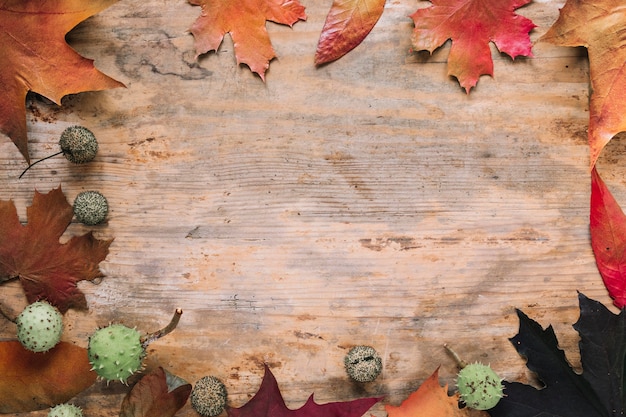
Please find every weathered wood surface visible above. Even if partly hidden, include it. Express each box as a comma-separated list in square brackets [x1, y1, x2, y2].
[0, 0, 619, 415]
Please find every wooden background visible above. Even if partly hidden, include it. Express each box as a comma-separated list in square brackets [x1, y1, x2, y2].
[1, 0, 621, 415]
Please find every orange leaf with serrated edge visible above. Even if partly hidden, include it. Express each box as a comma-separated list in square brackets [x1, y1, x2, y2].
[0, 341, 96, 413]
[0, 187, 112, 313]
[120, 367, 192, 417]
[0, 0, 124, 163]
[410, 0, 535, 93]
[188, 0, 306, 81]
[385, 367, 469, 417]
[315, 0, 385, 65]
[541, 0, 626, 168]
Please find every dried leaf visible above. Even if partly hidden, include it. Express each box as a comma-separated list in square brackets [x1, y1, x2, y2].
[188, 0, 306, 80]
[590, 167, 626, 308]
[0, 187, 112, 313]
[0, 0, 124, 163]
[228, 364, 380, 417]
[410, 0, 535, 93]
[385, 367, 469, 417]
[314, 0, 386, 65]
[120, 367, 192, 417]
[0, 341, 96, 413]
[541, 0, 626, 168]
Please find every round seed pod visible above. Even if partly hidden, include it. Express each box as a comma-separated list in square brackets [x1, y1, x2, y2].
[59, 126, 98, 164]
[47, 403, 83, 417]
[16, 300, 63, 353]
[457, 363, 504, 410]
[191, 376, 228, 417]
[73, 191, 108, 225]
[344, 345, 383, 382]
[87, 324, 144, 383]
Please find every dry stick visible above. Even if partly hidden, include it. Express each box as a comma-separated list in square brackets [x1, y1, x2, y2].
[141, 308, 183, 348]
[18, 151, 63, 179]
[444, 343, 467, 369]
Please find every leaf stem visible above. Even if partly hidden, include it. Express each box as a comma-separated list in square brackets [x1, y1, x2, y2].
[19, 151, 63, 179]
[444, 343, 467, 369]
[141, 308, 182, 348]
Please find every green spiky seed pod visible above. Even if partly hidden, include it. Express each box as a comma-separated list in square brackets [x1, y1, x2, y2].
[457, 363, 504, 410]
[88, 324, 144, 383]
[73, 191, 108, 225]
[16, 301, 63, 353]
[47, 403, 83, 417]
[59, 126, 98, 164]
[344, 345, 383, 382]
[191, 376, 228, 417]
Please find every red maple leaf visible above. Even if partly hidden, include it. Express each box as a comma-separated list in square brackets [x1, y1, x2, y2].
[0, 0, 124, 163]
[188, 0, 307, 80]
[315, 0, 386, 65]
[228, 364, 381, 417]
[541, 0, 626, 168]
[590, 167, 626, 308]
[0, 187, 112, 313]
[410, 0, 535, 93]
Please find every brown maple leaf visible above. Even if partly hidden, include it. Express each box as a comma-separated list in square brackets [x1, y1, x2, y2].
[120, 367, 192, 417]
[0, 0, 124, 163]
[410, 0, 536, 93]
[188, 0, 307, 80]
[228, 364, 381, 417]
[0, 341, 96, 413]
[315, 0, 386, 65]
[385, 367, 470, 417]
[0, 187, 112, 313]
[541, 0, 626, 168]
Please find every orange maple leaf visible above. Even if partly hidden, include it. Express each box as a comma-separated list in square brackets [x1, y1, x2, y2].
[315, 0, 386, 65]
[188, 0, 306, 80]
[541, 0, 626, 168]
[0, 0, 124, 163]
[410, 0, 535, 93]
[385, 367, 470, 417]
[0, 341, 96, 413]
[0, 187, 112, 313]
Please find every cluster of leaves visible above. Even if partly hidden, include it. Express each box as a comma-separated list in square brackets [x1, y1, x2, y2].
[489, 293, 626, 417]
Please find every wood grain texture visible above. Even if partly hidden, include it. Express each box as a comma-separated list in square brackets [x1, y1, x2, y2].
[0, 0, 616, 416]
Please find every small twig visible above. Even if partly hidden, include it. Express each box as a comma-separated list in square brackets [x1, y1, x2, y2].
[0, 302, 16, 323]
[19, 151, 63, 179]
[444, 343, 467, 369]
[141, 308, 182, 348]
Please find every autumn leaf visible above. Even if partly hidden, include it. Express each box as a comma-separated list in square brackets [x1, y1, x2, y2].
[0, 0, 124, 163]
[228, 364, 380, 417]
[541, 0, 626, 168]
[410, 0, 535, 93]
[120, 367, 192, 417]
[589, 167, 626, 308]
[0, 341, 96, 413]
[489, 293, 621, 417]
[188, 0, 306, 80]
[385, 367, 469, 417]
[0, 187, 112, 313]
[314, 0, 386, 65]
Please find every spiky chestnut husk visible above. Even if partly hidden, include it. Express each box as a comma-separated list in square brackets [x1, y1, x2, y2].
[16, 301, 63, 353]
[73, 191, 108, 225]
[457, 363, 504, 410]
[344, 345, 382, 383]
[191, 376, 228, 417]
[59, 126, 98, 164]
[47, 403, 83, 417]
[88, 324, 144, 383]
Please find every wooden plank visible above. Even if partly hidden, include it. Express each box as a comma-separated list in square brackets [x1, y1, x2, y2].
[0, 0, 614, 415]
